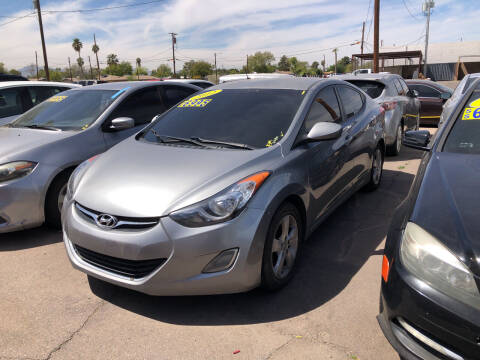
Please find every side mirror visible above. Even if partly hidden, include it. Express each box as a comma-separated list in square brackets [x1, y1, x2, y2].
[109, 117, 134, 131]
[407, 89, 418, 98]
[306, 122, 342, 141]
[440, 92, 451, 100]
[151, 114, 161, 123]
[403, 130, 431, 151]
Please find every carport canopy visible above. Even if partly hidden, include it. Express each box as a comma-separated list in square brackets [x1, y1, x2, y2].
[352, 50, 423, 73]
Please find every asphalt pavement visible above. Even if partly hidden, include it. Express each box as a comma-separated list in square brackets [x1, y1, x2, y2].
[0, 142, 427, 360]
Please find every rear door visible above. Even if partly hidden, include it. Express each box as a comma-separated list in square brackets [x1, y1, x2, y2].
[102, 86, 168, 147]
[0, 86, 31, 124]
[394, 78, 418, 130]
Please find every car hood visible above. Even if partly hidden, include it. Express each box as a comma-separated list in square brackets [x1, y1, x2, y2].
[411, 152, 480, 275]
[74, 137, 280, 218]
[0, 127, 75, 162]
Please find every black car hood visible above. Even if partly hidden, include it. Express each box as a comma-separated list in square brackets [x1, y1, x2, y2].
[411, 152, 480, 275]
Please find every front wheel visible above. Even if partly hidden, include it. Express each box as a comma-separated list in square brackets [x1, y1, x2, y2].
[363, 146, 384, 192]
[45, 172, 71, 229]
[261, 202, 303, 291]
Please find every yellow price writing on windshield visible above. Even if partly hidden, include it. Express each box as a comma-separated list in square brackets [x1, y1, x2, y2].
[47, 95, 68, 103]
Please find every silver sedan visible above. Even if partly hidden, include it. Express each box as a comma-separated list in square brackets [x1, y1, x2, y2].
[63, 78, 386, 295]
[0, 81, 199, 233]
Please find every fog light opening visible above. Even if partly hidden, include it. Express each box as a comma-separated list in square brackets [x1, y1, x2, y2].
[203, 248, 239, 273]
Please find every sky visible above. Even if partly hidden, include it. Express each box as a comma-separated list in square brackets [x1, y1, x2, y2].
[0, 0, 478, 72]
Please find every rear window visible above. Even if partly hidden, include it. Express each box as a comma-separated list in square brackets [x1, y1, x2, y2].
[443, 87, 480, 154]
[346, 80, 384, 98]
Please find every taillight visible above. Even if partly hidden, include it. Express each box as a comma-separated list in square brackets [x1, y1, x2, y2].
[381, 101, 397, 111]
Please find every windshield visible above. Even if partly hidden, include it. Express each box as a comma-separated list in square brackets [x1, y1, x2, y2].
[11, 89, 117, 131]
[443, 88, 480, 154]
[346, 80, 384, 98]
[141, 89, 305, 149]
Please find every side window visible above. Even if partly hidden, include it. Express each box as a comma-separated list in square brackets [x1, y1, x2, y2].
[409, 84, 440, 98]
[337, 86, 364, 119]
[399, 79, 409, 95]
[163, 85, 197, 107]
[192, 82, 212, 89]
[0, 87, 25, 118]
[392, 80, 403, 95]
[303, 86, 341, 132]
[109, 87, 166, 126]
[27, 86, 60, 106]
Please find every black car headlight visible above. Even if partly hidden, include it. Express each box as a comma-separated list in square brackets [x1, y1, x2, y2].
[169, 171, 270, 227]
[0, 161, 37, 183]
[400, 222, 480, 310]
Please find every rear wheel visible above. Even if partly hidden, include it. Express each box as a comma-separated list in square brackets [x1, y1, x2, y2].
[261, 202, 303, 291]
[45, 171, 71, 229]
[387, 124, 402, 156]
[363, 145, 384, 192]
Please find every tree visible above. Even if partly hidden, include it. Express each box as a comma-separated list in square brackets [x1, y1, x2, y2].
[0, 62, 6, 73]
[106, 54, 119, 67]
[103, 61, 133, 76]
[136, 57, 141, 80]
[338, 56, 351, 66]
[152, 64, 172, 78]
[181, 60, 213, 78]
[92, 42, 100, 79]
[247, 51, 276, 73]
[320, 59, 326, 72]
[278, 55, 290, 71]
[72, 38, 84, 77]
[311, 61, 319, 70]
[8, 69, 21, 75]
[288, 57, 308, 76]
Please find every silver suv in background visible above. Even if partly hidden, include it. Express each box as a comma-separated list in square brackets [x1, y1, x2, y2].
[0, 81, 200, 233]
[337, 74, 420, 156]
[0, 81, 80, 125]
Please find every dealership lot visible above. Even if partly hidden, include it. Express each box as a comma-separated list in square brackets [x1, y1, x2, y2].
[0, 143, 426, 360]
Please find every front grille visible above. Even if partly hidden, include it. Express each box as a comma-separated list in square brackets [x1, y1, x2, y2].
[74, 244, 166, 279]
[75, 202, 159, 230]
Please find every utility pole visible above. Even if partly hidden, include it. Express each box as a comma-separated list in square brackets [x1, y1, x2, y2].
[35, 51, 39, 80]
[88, 56, 93, 79]
[33, 0, 50, 81]
[333, 48, 338, 74]
[323, 54, 326, 73]
[68, 57, 73, 81]
[93, 34, 100, 80]
[360, 21, 365, 68]
[246, 54, 248, 73]
[214, 52, 218, 84]
[373, 0, 380, 73]
[423, 0, 434, 77]
[169, 32, 177, 77]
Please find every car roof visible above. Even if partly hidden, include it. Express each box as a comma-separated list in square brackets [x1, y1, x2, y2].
[0, 81, 80, 88]
[210, 77, 334, 91]
[70, 81, 200, 91]
[335, 73, 401, 83]
[164, 79, 213, 84]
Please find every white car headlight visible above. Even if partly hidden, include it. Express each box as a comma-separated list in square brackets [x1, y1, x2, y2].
[401, 222, 480, 310]
[0, 161, 37, 183]
[169, 171, 270, 227]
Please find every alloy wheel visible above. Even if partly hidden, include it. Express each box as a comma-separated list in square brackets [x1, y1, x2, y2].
[372, 148, 383, 185]
[271, 214, 299, 279]
[396, 126, 402, 153]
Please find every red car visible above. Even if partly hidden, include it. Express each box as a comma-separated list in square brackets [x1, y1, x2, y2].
[405, 80, 453, 126]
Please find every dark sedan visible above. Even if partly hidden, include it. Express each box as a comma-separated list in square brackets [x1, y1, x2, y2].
[406, 80, 453, 126]
[378, 79, 480, 359]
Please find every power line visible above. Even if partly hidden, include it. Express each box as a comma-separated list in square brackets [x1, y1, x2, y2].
[41, 0, 166, 14]
[0, 12, 35, 28]
[401, 0, 421, 20]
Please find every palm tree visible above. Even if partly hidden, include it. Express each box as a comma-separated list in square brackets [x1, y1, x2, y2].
[92, 35, 100, 80]
[72, 38, 84, 77]
[136, 57, 141, 80]
[107, 54, 119, 67]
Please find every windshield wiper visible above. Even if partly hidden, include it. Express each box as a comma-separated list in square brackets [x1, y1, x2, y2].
[22, 124, 61, 131]
[190, 137, 255, 150]
[148, 129, 211, 148]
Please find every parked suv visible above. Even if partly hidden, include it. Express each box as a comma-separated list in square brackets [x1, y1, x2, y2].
[337, 74, 420, 156]
[0, 81, 80, 125]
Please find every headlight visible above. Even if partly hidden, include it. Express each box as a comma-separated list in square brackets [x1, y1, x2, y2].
[0, 161, 37, 183]
[66, 155, 99, 199]
[170, 171, 270, 227]
[401, 222, 480, 310]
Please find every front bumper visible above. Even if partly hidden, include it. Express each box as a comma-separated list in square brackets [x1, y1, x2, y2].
[0, 171, 45, 233]
[378, 258, 480, 359]
[63, 201, 269, 296]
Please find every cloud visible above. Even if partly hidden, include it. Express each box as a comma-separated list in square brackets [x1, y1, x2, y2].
[0, 0, 478, 71]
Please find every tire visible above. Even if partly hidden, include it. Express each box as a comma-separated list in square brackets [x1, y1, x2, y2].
[386, 123, 403, 156]
[363, 145, 384, 192]
[44, 171, 71, 229]
[261, 202, 303, 291]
